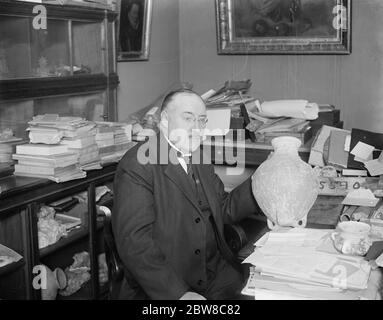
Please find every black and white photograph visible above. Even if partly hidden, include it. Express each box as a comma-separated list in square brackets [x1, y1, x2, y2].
[0, 0, 383, 308]
[117, 0, 153, 61]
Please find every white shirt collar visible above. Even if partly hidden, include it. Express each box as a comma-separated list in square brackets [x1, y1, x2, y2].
[159, 126, 190, 173]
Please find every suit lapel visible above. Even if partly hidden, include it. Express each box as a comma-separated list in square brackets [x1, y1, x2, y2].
[194, 164, 220, 219]
[164, 163, 202, 213]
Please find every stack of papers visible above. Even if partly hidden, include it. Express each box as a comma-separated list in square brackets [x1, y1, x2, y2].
[28, 114, 96, 143]
[13, 144, 86, 183]
[0, 129, 23, 164]
[242, 228, 373, 300]
[95, 122, 135, 164]
[60, 127, 101, 171]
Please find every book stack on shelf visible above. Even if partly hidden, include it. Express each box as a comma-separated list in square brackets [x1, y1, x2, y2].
[60, 132, 101, 171]
[13, 144, 86, 183]
[95, 122, 136, 164]
[0, 128, 24, 176]
[95, 125, 115, 159]
[28, 114, 96, 145]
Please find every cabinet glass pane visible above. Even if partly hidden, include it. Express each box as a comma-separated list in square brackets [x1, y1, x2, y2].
[30, 19, 70, 77]
[108, 21, 116, 74]
[0, 16, 32, 79]
[72, 22, 104, 75]
[0, 92, 107, 139]
[0, 100, 34, 139]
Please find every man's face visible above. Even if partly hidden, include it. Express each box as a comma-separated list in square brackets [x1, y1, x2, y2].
[128, 4, 139, 26]
[162, 93, 207, 154]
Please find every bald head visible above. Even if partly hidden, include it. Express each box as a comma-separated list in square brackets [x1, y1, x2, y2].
[161, 89, 205, 112]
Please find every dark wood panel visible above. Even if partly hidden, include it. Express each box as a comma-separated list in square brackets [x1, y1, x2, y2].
[0, 164, 117, 215]
[0, 211, 26, 254]
[0, 0, 117, 22]
[0, 74, 119, 101]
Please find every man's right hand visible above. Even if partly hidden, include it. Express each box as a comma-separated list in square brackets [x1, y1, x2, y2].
[179, 291, 206, 300]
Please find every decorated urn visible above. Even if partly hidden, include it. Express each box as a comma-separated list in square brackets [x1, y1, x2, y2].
[252, 136, 319, 229]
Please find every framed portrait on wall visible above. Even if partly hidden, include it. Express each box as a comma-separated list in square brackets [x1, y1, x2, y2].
[215, 0, 351, 55]
[117, 0, 153, 61]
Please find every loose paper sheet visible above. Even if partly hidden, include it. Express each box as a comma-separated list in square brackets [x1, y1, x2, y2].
[351, 142, 375, 161]
[365, 159, 383, 176]
[205, 109, 231, 136]
[342, 189, 380, 207]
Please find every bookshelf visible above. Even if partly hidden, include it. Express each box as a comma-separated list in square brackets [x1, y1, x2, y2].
[0, 163, 117, 300]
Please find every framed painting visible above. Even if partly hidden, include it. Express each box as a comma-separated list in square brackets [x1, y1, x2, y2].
[215, 0, 351, 55]
[117, 0, 153, 61]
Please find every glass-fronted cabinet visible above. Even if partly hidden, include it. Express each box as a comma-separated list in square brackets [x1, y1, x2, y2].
[0, 0, 119, 176]
[0, 0, 117, 80]
[0, 92, 111, 139]
[0, 0, 118, 113]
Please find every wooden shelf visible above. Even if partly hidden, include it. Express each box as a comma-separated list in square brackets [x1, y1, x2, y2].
[0, 74, 119, 101]
[56, 280, 109, 300]
[0, 164, 117, 215]
[40, 226, 88, 258]
[0, 0, 118, 21]
[40, 221, 104, 258]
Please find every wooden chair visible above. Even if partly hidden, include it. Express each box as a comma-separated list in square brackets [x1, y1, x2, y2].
[100, 206, 124, 299]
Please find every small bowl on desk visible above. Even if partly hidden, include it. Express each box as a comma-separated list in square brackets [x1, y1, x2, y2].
[331, 221, 372, 256]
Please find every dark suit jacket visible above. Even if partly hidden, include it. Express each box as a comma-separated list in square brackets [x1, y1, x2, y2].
[112, 133, 262, 299]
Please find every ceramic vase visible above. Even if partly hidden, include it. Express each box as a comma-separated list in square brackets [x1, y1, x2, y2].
[39, 265, 67, 300]
[252, 136, 319, 229]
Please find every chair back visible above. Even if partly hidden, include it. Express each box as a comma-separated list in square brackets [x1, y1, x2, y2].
[100, 206, 124, 298]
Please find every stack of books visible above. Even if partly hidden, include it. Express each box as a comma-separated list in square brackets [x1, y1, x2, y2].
[28, 114, 96, 144]
[252, 117, 313, 146]
[60, 131, 101, 171]
[242, 228, 374, 300]
[95, 125, 115, 159]
[0, 130, 23, 165]
[95, 122, 136, 164]
[0, 140, 20, 164]
[13, 144, 86, 183]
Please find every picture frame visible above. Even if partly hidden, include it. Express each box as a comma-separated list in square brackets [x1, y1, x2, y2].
[117, 0, 153, 61]
[215, 0, 351, 55]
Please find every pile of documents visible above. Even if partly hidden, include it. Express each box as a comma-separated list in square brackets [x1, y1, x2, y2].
[60, 128, 101, 171]
[242, 228, 374, 300]
[309, 125, 383, 177]
[202, 79, 255, 131]
[13, 143, 86, 183]
[248, 116, 313, 146]
[202, 81, 323, 144]
[203, 79, 254, 110]
[94, 122, 136, 164]
[28, 114, 96, 144]
[0, 129, 23, 165]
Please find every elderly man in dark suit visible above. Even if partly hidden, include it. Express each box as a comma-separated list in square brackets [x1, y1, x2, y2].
[112, 89, 263, 300]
